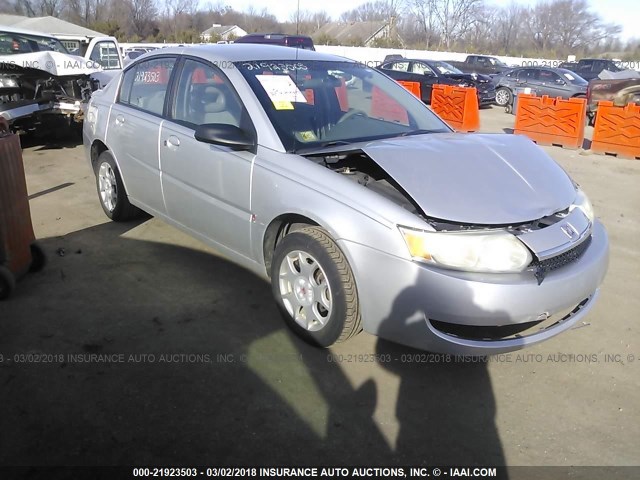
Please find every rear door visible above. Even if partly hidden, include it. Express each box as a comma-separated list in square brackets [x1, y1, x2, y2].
[106, 56, 177, 215]
[516, 68, 539, 93]
[159, 57, 256, 255]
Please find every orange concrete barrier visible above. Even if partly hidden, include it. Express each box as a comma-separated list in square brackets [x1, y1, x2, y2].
[591, 101, 640, 159]
[335, 78, 349, 112]
[514, 94, 586, 149]
[397, 81, 421, 99]
[371, 86, 409, 124]
[430, 84, 479, 132]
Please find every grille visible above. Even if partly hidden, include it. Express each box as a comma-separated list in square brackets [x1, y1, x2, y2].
[529, 235, 592, 284]
[533, 236, 592, 273]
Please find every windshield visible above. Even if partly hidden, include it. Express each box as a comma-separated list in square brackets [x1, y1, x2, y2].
[0, 31, 69, 55]
[431, 61, 463, 74]
[490, 57, 508, 67]
[236, 60, 450, 152]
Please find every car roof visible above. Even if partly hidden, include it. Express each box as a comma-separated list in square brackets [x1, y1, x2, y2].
[0, 25, 58, 38]
[142, 44, 345, 63]
[382, 58, 450, 64]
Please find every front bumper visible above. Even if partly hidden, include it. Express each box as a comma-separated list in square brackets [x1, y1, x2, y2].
[340, 220, 609, 355]
[478, 89, 496, 106]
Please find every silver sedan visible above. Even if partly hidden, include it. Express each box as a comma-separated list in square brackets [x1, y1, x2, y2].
[83, 45, 608, 355]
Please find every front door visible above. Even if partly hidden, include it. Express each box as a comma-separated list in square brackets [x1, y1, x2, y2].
[159, 58, 256, 256]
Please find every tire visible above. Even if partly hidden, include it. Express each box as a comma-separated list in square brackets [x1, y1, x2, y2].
[271, 226, 362, 347]
[0, 266, 16, 300]
[495, 87, 512, 107]
[29, 242, 46, 273]
[94, 151, 142, 221]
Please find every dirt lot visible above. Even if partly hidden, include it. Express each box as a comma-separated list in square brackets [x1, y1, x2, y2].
[1, 107, 639, 470]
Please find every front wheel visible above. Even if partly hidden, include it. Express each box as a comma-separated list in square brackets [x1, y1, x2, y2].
[95, 151, 142, 221]
[271, 226, 362, 347]
[495, 87, 512, 107]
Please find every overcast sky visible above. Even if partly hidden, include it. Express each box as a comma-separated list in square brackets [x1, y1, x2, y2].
[226, 0, 638, 41]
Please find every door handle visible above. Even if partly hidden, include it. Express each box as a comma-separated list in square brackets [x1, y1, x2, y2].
[115, 114, 125, 125]
[164, 135, 180, 148]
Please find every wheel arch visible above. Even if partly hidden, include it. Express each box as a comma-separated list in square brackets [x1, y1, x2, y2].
[90, 140, 109, 170]
[262, 213, 320, 278]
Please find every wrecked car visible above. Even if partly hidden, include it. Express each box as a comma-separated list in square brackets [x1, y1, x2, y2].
[83, 45, 609, 354]
[587, 69, 640, 124]
[0, 26, 119, 133]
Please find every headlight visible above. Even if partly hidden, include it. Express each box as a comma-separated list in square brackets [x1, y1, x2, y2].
[570, 188, 594, 222]
[0, 77, 17, 88]
[399, 227, 532, 273]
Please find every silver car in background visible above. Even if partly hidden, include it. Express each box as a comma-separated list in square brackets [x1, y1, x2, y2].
[493, 67, 588, 107]
[83, 45, 608, 355]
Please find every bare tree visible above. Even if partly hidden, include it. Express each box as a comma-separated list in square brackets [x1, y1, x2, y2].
[129, 0, 157, 37]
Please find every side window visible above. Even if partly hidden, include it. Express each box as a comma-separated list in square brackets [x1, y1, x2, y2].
[171, 59, 244, 128]
[518, 69, 538, 81]
[476, 57, 488, 65]
[538, 70, 560, 83]
[389, 61, 410, 72]
[411, 62, 434, 75]
[119, 57, 176, 116]
[89, 41, 121, 70]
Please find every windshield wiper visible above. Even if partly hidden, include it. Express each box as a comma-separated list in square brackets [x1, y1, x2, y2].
[316, 140, 351, 148]
[294, 140, 353, 154]
[399, 129, 444, 137]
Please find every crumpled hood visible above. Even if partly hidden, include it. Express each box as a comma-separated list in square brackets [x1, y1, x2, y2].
[362, 133, 577, 225]
[0, 51, 101, 76]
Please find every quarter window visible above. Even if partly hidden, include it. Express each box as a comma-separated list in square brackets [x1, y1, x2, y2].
[119, 57, 176, 116]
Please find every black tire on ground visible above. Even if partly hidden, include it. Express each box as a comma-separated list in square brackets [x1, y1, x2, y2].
[94, 151, 143, 221]
[29, 242, 46, 273]
[495, 87, 513, 107]
[271, 226, 362, 347]
[0, 265, 16, 300]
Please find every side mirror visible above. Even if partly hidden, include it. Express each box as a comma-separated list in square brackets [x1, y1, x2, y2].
[555, 78, 567, 85]
[194, 124, 255, 151]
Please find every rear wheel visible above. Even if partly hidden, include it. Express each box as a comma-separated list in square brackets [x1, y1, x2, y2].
[495, 87, 512, 107]
[271, 226, 361, 347]
[95, 151, 142, 221]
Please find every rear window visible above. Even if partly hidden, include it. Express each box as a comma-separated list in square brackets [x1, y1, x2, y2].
[236, 34, 315, 51]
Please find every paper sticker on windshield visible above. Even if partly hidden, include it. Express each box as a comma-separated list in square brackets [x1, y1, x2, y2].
[273, 100, 294, 110]
[256, 74, 307, 107]
[295, 131, 318, 142]
[563, 73, 576, 81]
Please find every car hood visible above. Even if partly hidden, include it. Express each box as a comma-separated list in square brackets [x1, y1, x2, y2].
[361, 133, 576, 225]
[0, 51, 100, 76]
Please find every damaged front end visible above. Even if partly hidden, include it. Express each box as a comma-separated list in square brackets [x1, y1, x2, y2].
[1, 59, 99, 133]
[303, 133, 595, 286]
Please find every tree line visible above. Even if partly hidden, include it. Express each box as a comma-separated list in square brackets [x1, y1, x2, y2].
[2, 0, 638, 59]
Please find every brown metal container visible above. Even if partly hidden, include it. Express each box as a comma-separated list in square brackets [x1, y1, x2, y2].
[0, 117, 37, 298]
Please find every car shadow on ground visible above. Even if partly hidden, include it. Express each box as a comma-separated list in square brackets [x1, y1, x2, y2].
[20, 130, 83, 151]
[0, 219, 506, 468]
